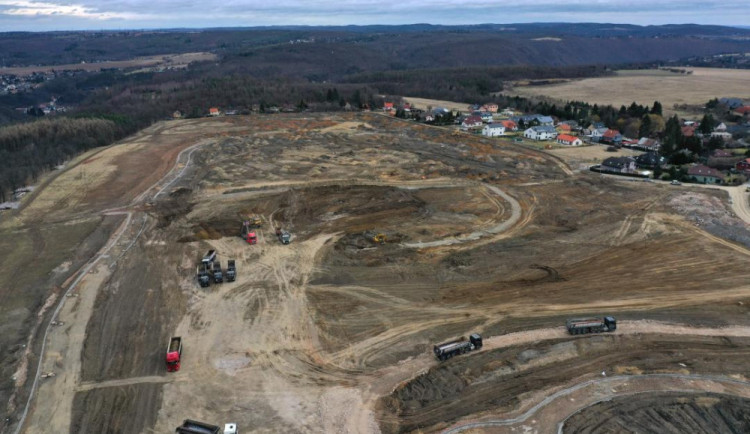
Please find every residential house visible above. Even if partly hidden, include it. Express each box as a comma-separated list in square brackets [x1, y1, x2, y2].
[560, 120, 580, 130]
[556, 134, 582, 146]
[500, 107, 516, 117]
[713, 149, 734, 158]
[482, 103, 499, 113]
[536, 116, 554, 126]
[711, 131, 732, 140]
[736, 158, 750, 173]
[461, 115, 483, 129]
[468, 103, 482, 111]
[635, 152, 664, 168]
[501, 120, 518, 131]
[523, 126, 557, 141]
[688, 165, 724, 184]
[482, 123, 506, 137]
[586, 122, 606, 134]
[556, 123, 572, 133]
[734, 106, 750, 117]
[209, 107, 220, 116]
[172, 110, 183, 119]
[601, 157, 637, 174]
[590, 127, 609, 140]
[600, 129, 623, 144]
[715, 122, 728, 132]
[383, 102, 394, 112]
[478, 111, 494, 123]
[720, 98, 745, 109]
[636, 137, 660, 152]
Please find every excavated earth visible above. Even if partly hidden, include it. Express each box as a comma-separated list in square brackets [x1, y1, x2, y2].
[5, 113, 750, 434]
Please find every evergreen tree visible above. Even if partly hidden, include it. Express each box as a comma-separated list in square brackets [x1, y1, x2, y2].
[651, 101, 663, 116]
[699, 114, 715, 135]
[639, 114, 652, 138]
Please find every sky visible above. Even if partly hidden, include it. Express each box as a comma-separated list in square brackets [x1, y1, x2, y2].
[0, 0, 748, 31]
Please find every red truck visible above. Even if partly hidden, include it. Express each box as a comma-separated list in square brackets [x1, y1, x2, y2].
[240, 221, 257, 244]
[166, 337, 182, 372]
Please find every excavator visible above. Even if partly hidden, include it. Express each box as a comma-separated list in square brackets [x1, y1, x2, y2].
[364, 231, 386, 245]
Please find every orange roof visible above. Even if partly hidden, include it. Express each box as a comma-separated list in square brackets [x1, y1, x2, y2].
[209, 107, 219, 113]
[384, 102, 394, 108]
[501, 120, 517, 127]
[557, 134, 579, 142]
[557, 124, 571, 130]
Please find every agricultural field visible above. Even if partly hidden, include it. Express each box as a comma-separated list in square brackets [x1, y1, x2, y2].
[4, 113, 750, 433]
[508, 68, 750, 116]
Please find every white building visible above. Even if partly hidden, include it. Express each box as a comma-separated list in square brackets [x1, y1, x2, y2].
[482, 124, 506, 137]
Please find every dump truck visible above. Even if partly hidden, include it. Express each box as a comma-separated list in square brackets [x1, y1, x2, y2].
[364, 231, 386, 245]
[166, 337, 182, 372]
[433, 333, 482, 361]
[202, 250, 216, 267]
[247, 215, 262, 228]
[212, 261, 223, 283]
[175, 420, 237, 434]
[276, 228, 291, 244]
[225, 259, 236, 282]
[566, 316, 617, 335]
[240, 222, 257, 244]
[197, 264, 211, 288]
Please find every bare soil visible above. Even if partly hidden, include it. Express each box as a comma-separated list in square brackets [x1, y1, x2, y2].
[6, 113, 750, 434]
[562, 392, 750, 433]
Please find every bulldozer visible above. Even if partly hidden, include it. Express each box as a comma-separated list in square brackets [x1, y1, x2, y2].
[244, 215, 262, 228]
[364, 231, 386, 245]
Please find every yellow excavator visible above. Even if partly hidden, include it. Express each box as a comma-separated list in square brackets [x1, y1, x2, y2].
[365, 231, 386, 245]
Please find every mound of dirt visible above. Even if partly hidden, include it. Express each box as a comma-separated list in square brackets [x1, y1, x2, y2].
[563, 392, 750, 433]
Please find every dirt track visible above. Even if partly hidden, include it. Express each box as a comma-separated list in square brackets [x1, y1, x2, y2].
[6, 113, 750, 434]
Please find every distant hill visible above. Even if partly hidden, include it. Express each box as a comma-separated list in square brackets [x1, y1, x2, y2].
[2, 23, 750, 76]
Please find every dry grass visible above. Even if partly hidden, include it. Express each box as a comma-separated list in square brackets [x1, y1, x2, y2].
[0, 52, 217, 76]
[403, 96, 472, 112]
[549, 144, 643, 169]
[508, 68, 750, 116]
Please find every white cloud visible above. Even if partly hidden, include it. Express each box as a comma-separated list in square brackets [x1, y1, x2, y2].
[0, 0, 145, 20]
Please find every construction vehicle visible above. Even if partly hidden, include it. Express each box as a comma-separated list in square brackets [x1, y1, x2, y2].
[212, 261, 223, 283]
[240, 222, 258, 244]
[175, 420, 237, 434]
[566, 316, 617, 335]
[364, 231, 386, 245]
[247, 215, 262, 228]
[225, 259, 236, 282]
[276, 228, 291, 245]
[202, 250, 217, 268]
[433, 333, 482, 361]
[196, 264, 211, 288]
[166, 337, 182, 372]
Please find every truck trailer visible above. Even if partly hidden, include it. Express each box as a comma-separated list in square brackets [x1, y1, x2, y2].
[166, 337, 182, 372]
[433, 333, 482, 361]
[202, 250, 217, 267]
[212, 261, 223, 283]
[175, 420, 237, 434]
[566, 316, 617, 335]
[197, 264, 211, 288]
[225, 259, 236, 282]
[276, 228, 291, 244]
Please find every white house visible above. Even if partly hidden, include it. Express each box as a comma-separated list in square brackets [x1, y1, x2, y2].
[482, 124, 506, 137]
[556, 134, 582, 146]
[524, 126, 557, 141]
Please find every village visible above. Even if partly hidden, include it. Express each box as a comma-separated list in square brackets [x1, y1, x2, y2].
[380, 97, 750, 186]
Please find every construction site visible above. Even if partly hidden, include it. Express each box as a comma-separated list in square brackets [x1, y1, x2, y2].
[3, 112, 750, 433]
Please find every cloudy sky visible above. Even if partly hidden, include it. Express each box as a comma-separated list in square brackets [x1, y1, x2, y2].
[0, 0, 748, 31]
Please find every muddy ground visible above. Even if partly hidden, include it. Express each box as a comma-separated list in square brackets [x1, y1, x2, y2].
[6, 113, 750, 434]
[562, 392, 750, 433]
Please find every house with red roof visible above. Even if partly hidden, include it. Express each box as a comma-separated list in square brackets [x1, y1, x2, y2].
[736, 158, 750, 173]
[688, 164, 725, 184]
[461, 115, 483, 130]
[600, 129, 622, 144]
[556, 123, 572, 133]
[556, 134, 582, 146]
[734, 106, 750, 117]
[383, 102, 394, 112]
[501, 120, 518, 131]
[482, 103, 499, 113]
[209, 107, 220, 116]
